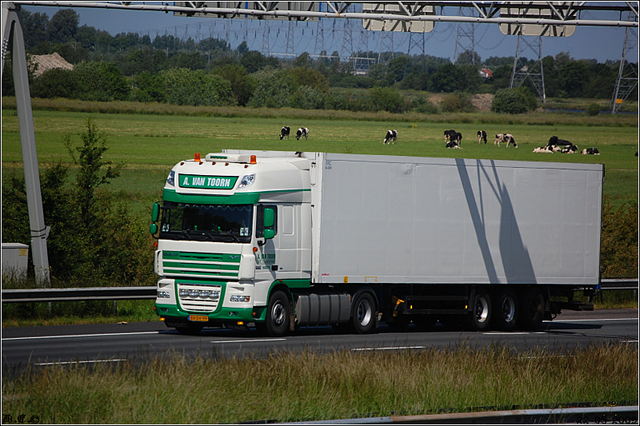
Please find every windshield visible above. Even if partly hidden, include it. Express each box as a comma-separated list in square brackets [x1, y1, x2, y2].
[160, 202, 253, 243]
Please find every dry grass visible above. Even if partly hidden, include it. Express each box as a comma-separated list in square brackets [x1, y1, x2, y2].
[2, 344, 637, 423]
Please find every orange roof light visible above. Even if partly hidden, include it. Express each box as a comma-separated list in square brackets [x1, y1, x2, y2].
[194, 153, 201, 163]
[250, 155, 257, 164]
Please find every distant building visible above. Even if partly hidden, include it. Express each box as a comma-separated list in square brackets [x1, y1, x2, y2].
[29, 52, 73, 77]
[479, 68, 493, 79]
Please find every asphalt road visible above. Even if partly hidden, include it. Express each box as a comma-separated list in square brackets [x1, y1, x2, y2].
[2, 309, 638, 375]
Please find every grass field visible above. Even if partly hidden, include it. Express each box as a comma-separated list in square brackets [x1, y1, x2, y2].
[2, 108, 638, 208]
[1, 103, 637, 423]
[1, 344, 637, 424]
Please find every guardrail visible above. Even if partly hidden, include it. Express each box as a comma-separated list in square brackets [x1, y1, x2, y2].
[278, 405, 639, 424]
[1, 279, 637, 305]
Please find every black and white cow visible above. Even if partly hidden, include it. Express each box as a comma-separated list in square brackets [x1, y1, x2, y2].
[561, 144, 579, 154]
[547, 136, 572, 149]
[296, 127, 309, 140]
[477, 130, 487, 144]
[383, 129, 398, 145]
[280, 126, 291, 140]
[444, 130, 462, 145]
[495, 133, 517, 148]
[581, 147, 600, 155]
[446, 141, 461, 149]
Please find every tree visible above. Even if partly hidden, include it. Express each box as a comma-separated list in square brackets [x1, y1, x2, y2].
[429, 63, 465, 92]
[47, 9, 79, 44]
[241, 50, 268, 73]
[491, 88, 533, 114]
[20, 10, 49, 50]
[31, 68, 78, 99]
[236, 41, 249, 55]
[369, 87, 407, 113]
[63, 117, 123, 228]
[456, 50, 482, 66]
[212, 64, 258, 106]
[73, 61, 131, 101]
[159, 68, 234, 106]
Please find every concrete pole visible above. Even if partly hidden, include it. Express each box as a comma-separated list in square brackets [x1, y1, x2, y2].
[2, 3, 51, 287]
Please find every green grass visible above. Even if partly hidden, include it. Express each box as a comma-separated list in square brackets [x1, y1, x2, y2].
[2, 107, 637, 209]
[2, 344, 637, 424]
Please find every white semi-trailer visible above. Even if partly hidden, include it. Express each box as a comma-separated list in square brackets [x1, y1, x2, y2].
[150, 150, 604, 336]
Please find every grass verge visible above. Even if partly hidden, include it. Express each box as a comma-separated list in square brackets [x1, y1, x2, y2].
[2, 344, 637, 424]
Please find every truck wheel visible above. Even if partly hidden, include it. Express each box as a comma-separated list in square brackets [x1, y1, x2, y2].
[413, 315, 437, 329]
[265, 290, 290, 337]
[491, 288, 518, 331]
[468, 288, 492, 331]
[175, 324, 204, 335]
[519, 288, 544, 331]
[351, 292, 376, 334]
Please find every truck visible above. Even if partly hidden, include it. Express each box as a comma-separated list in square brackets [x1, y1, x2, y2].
[150, 150, 604, 336]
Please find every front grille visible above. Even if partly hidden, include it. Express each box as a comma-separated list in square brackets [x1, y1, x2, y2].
[177, 283, 223, 313]
[162, 251, 241, 279]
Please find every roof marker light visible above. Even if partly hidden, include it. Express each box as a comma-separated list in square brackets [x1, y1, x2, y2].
[194, 153, 201, 162]
[250, 155, 257, 164]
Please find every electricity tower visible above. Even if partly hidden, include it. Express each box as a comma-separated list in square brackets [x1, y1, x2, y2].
[611, 12, 639, 114]
[510, 35, 546, 103]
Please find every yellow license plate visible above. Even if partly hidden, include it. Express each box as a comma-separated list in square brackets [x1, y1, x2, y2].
[189, 315, 209, 322]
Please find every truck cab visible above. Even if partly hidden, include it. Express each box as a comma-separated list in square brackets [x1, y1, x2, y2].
[151, 151, 314, 335]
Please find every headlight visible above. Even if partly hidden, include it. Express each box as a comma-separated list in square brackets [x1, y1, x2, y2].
[166, 170, 175, 187]
[230, 295, 250, 303]
[157, 290, 170, 298]
[238, 174, 255, 189]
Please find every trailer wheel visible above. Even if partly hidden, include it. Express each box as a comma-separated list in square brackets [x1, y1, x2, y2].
[468, 288, 492, 331]
[519, 288, 544, 331]
[351, 292, 376, 334]
[491, 287, 518, 331]
[175, 324, 204, 335]
[265, 290, 290, 337]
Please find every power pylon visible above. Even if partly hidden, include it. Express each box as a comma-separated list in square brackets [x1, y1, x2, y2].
[611, 12, 639, 114]
[454, 6, 476, 64]
[510, 35, 546, 103]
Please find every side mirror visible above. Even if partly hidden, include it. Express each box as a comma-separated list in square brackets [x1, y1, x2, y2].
[149, 223, 158, 235]
[263, 208, 274, 228]
[151, 202, 160, 222]
[263, 229, 275, 240]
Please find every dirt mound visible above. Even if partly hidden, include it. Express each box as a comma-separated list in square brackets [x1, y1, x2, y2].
[471, 93, 494, 112]
[29, 52, 74, 77]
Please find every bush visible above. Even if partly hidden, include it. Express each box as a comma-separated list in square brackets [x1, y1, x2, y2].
[600, 198, 638, 278]
[587, 103, 601, 116]
[31, 68, 78, 99]
[1, 118, 155, 290]
[440, 92, 476, 113]
[368, 87, 407, 113]
[73, 61, 131, 102]
[491, 88, 533, 114]
[159, 68, 234, 106]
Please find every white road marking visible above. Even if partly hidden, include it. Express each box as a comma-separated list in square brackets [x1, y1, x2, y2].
[352, 346, 426, 351]
[34, 359, 128, 366]
[211, 338, 286, 344]
[2, 331, 160, 341]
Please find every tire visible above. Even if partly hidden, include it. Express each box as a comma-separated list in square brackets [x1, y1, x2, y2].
[413, 315, 437, 330]
[468, 288, 492, 331]
[175, 324, 204, 335]
[491, 287, 518, 331]
[351, 292, 377, 334]
[265, 290, 290, 337]
[518, 288, 544, 331]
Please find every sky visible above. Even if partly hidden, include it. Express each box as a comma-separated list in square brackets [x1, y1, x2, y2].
[21, 2, 639, 65]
